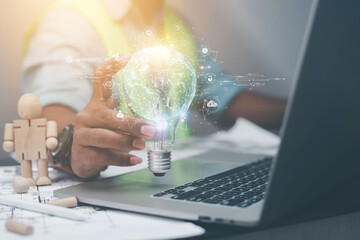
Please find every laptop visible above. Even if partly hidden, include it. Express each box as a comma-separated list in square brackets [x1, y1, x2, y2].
[54, 0, 360, 226]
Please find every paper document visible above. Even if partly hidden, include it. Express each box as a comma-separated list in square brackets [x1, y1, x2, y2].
[208, 118, 280, 155]
[0, 167, 204, 240]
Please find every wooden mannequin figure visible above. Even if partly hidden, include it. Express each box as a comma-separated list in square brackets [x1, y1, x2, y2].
[2, 94, 58, 192]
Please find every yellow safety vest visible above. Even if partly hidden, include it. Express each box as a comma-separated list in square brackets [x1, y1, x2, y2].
[24, 0, 197, 139]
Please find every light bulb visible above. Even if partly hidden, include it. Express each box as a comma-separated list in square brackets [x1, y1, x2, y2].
[119, 46, 197, 176]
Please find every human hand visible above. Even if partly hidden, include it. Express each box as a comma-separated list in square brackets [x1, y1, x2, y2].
[71, 55, 156, 178]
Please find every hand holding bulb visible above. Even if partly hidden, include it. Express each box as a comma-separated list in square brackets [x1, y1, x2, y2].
[69, 55, 156, 178]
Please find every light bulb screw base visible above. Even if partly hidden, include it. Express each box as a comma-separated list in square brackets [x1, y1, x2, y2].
[148, 151, 171, 177]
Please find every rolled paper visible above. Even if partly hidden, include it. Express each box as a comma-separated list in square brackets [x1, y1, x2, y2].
[48, 196, 78, 208]
[5, 219, 33, 235]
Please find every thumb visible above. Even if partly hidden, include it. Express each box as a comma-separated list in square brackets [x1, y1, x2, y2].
[91, 54, 131, 103]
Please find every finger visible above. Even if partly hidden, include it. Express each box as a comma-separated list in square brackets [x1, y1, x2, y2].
[76, 128, 145, 150]
[89, 108, 156, 139]
[71, 146, 142, 178]
[92, 54, 131, 102]
[101, 150, 142, 167]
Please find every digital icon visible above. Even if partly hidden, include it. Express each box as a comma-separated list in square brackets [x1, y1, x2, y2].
[174, 24, 181, 32]
[115, 110, 124, 119]
[206, 74, 214, 82]
[201, 47, 209, 55]
[201, 97, 221, 120]
[207, 100, 218, 108]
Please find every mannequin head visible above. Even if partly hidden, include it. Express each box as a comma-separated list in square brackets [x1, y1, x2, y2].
[17, 93, 42, 120]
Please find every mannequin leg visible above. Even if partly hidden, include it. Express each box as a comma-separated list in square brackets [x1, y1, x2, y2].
[21, 160, 35, 186]
[36, 159, 52, 186]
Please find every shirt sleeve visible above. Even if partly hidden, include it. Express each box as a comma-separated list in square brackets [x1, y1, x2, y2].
[22, 7, 106, 112]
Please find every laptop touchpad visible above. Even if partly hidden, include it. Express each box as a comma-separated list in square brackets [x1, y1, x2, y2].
[118, 156, 239, 186]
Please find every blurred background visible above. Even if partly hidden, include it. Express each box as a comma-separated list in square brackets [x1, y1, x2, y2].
[0, 0, 312, 158]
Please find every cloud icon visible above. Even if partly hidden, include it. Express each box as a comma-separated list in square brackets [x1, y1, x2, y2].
[207, 100, 218, 108]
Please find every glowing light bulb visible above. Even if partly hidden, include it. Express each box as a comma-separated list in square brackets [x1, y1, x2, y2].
[119, 46, 196, 176]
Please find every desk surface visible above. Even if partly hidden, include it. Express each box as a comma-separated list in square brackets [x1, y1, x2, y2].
[2, 157, 360, 240]
[192, 210, 360, 240]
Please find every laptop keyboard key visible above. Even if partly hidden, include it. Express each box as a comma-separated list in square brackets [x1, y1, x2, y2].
[153, 192, 167, 197]
[220, 198, 247, 206]
[222, 183, 239, 188]
[213, 186, 233, 192]
[186, 194, 212, 202]
[164, 189, 186, 194]
[220, 191, 240, 198]
[202, 190, 223, 195]
[194, 187, 214, 192]
[171, 191, 199, 200]
[203, 198, 224, 204]
[238, 201, 252, 208]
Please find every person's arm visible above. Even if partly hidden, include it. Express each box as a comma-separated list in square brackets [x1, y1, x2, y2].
[22, 7, 105, 120]
[42, 56, 155, 178]
[195, 51, 286, 130]
[42, 105, 76, 133]
[224, 91, 287, 129]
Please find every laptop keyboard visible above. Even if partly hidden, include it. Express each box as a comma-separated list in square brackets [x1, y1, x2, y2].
[152, 157, 272, 208]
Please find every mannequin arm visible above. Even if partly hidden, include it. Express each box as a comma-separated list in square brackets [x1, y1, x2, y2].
[3, 123, 14, 152]
[46, 121, 58, 150]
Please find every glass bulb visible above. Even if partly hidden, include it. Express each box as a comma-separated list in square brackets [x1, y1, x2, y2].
[118, 46, 196, 176]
